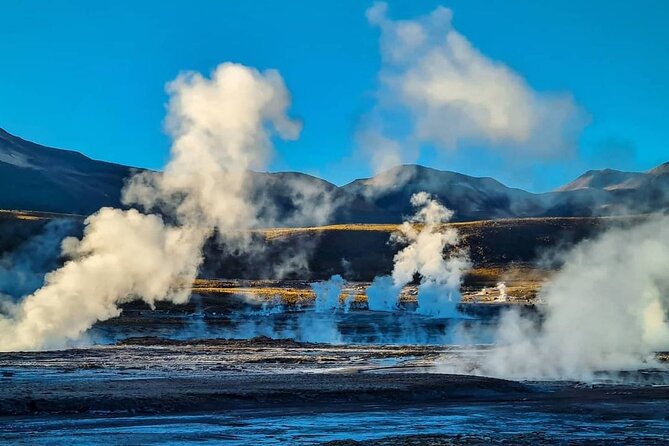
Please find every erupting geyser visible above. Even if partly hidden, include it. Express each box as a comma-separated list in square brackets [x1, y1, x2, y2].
[366, 192, 470, 317]
[496, 282, 508, 302]
[312, 274, 349, 313]
[482, 215, 669, 380]
[0, 63, 307, 351]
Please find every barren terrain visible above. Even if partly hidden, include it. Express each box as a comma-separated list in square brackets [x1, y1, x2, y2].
[2, 211, 668, 444]
[1, 337, 668, 444]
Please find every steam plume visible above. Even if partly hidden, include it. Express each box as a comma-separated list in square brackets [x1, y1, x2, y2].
[495, 282, 508, 302]
[0, 219, 75, 299]
[312, 274, 346, 313]
[124, 63, 302, 237]
[366, 192, 470, 316]
[0, 63, 302, 351]
[365, 2, 585, 159]
[483, 216, 669, 380]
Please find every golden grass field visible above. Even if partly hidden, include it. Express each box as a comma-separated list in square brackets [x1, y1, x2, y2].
[192, 263, 549, 306]
[258, 216, 636, 240]
[0, 209, 85, 221]
[0, 210, 49, 221]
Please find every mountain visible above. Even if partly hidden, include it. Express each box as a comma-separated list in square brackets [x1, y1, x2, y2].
[649, 162, 669, 176]
[336, 165, 543, 222]
[552, 164, 669, 215]
[0, 128, 136, 215]
[335, 163, 669, 222]
[556, 168, 646, 192]
[1, 127, 668, 222]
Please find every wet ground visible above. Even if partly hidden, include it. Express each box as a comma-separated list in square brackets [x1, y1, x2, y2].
[1, 306, 669, 444]
[4, 402, 669, 445]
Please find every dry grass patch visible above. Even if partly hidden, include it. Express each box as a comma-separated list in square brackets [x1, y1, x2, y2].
[261, 224, 402, 240]
[192, 279, 368, 305]
[0, 209, 83, 221]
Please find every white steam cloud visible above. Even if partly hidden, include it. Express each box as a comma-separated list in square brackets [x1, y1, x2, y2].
[362, 2, 586, 173]
[495, 282, 508, 302]
[0, 63, 306, 351]
[366, 192, 470, 316]
[124, 63, 302, 236]
[0, 220, 75, 299]
[312, 274, 347, 313]
[366, 275, 400, 312]
[483, 216, 669, 380]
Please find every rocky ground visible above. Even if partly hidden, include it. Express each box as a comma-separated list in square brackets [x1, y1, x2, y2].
[1, 337, 668, 444]
[1, 213, 667, 443]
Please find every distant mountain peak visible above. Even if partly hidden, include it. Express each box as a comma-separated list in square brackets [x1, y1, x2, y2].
[0, 127, 135, 214]
[1, 127, 669, 221]
[649, 161, 669, 176]
[556, 168, 644, 192]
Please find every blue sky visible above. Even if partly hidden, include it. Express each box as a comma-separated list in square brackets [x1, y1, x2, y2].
[1, 0, 668, 192]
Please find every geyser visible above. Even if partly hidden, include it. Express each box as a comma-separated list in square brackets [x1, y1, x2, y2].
[483, 215, 669, 380]
[0, 63, 307, 351]
[312, 274, 347, 313]
[366, 192, 470, 316]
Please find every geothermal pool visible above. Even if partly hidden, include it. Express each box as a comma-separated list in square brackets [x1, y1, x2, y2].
[88, 306, 503, 346]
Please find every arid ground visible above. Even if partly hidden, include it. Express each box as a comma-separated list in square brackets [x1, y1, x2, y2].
[1, 211, 668, 444]
[1, 336, 668, 444]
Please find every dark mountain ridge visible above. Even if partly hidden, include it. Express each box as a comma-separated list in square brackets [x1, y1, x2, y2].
[1, 128, 668, 223]
[0, 128, 135, 215]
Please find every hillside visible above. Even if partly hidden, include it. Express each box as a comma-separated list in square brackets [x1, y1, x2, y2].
[556, 168, 646, 191]
[0, 128, 136, 214]
[335, 165, 542, 222]
[554, 164, 669, 215]
[1, 210, 648, 308]
[1, 127, 668, 222]
[0, 209, 630, 285]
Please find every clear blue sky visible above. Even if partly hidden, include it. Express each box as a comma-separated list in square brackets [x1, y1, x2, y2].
[1, 0, 668, 192]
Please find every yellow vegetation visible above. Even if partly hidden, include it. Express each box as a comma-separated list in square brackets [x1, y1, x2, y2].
[257, 216, 633, 240]
[0, 209, 84, 221]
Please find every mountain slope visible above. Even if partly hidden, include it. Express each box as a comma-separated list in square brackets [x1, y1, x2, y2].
[0, 128, 136, 214]
[337, 165, 543, 222]
[552, 163, 669, 215]
[1, 128, 667, 222]
[556, 168, 646, 191]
